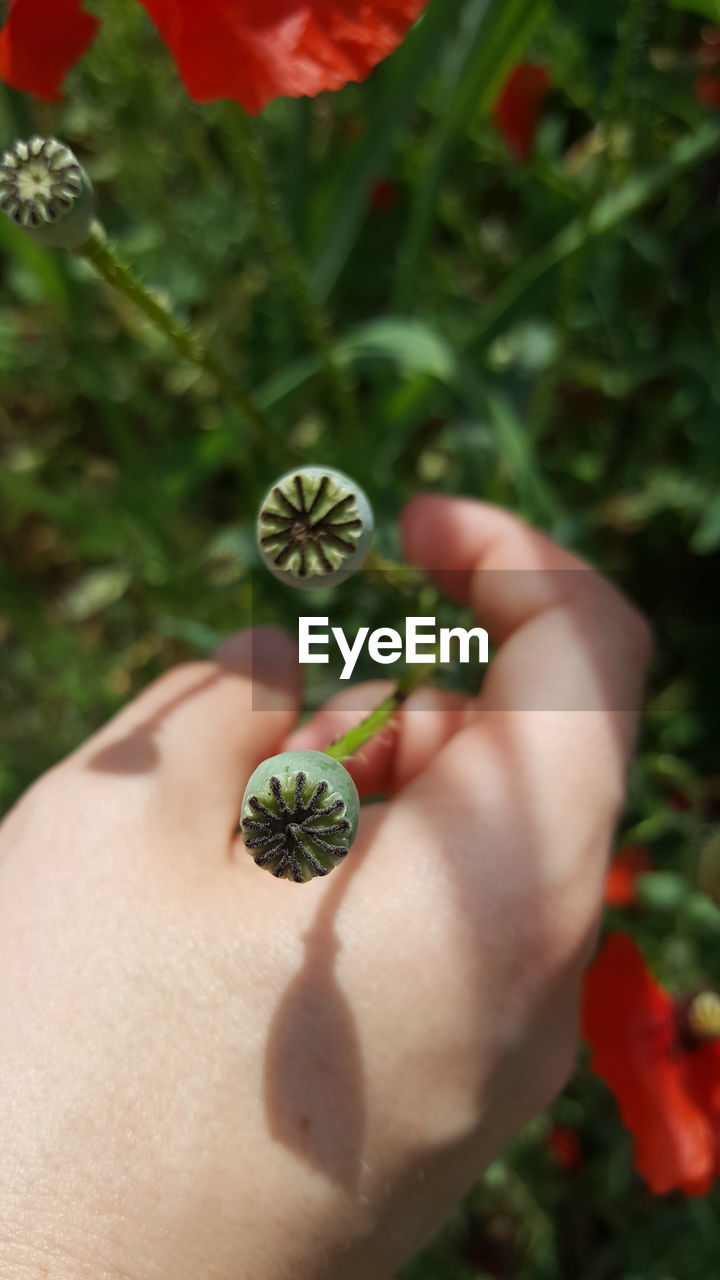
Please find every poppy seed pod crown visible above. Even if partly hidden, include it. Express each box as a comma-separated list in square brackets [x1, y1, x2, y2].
[0, 137, 94, 249]
[257, 466, 374, 590]
[239, 750, 360, 882]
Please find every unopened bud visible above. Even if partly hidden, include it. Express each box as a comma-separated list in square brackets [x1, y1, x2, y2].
[0, 137, 94, 249]
[687, 991, 720, 1042]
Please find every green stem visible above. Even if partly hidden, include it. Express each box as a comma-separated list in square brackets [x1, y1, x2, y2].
[78, 223, 270, 441]
[323, 554, 439, 764]
[465, 120, 720, 359]
[528, 0, 653, 439]
[394, 0, 549, 311]
[324, 657, 439, 763]
[363, 547, 429, 595]
[603, 0, 655, 183]
[229, 108, 358, 440]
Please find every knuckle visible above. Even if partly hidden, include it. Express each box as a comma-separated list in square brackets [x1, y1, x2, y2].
[618, 601, 655, 667]
[0, 761, 74, 844]
[576, 573, 655, 670]
[519, 962, 585, 1110]
[524, 879, 603, 997]
[148, 660, 215, 698]
[526, 1029, 580, 1115]
[541, 1023, 581, 1103]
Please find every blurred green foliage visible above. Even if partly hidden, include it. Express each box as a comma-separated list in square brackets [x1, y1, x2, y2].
[1, 0, 720, 1274]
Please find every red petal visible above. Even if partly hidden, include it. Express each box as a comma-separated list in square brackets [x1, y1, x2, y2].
[604, 844, 653, 908]
[696, 73, 720, 110]
[682, 1038, 720, 1179]
[371, 179, 399, 211]
[492, 62, 552, 161]
[0, 0, 99, 102]
[137, 0, 429, 113]
[546, 1124, 583, 1172]
[582, 932, 715, 1196]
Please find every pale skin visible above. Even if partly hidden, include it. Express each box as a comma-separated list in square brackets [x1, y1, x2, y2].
[0, 496, 652, 1280]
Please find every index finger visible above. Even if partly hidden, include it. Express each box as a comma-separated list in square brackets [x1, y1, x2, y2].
[398, 495, 653, 905]
[402, 494, 652, 757]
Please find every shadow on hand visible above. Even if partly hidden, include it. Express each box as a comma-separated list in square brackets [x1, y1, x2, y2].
[87, 671, 221, 774]
[262, 822, 375, 1193]
[87, 628, 300, 777]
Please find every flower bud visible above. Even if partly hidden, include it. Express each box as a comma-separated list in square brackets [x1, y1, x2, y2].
[687, 991, 720, 1042]
[0, 137, 94, 249]
[257, 466, 374, 590]
[239, 749, 360, 882]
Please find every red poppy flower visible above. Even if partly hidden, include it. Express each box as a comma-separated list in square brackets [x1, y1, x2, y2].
[582, 932, 720, 1196]
[491, 62, 552, 162]
[0, 0, 99, 102]
[0, 0, 428, 112]
[668, 786, 691, 813]
[546, 1124, 583, 1172]
[696, 73, 720, 110]
[694, 26, 720, 110]
[604, 844, 653, 908]
[370, 178, 399, 212]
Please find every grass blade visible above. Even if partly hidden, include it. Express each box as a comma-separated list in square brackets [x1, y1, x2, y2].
[310, 0, 457, 303]
[394, 0, 550, 308]
[464, 119, 720, 358]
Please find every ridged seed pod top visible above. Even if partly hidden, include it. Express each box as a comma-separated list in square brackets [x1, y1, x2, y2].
[0, 137, 94, 249]
[239, 750, 360, 882]
[257, 466, 374, 589]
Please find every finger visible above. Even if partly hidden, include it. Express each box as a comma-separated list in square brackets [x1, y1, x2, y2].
[400, 496, 653, 893]
[285, 681, 471, 797]
[402, 495, 652, 748]
[73, 628, 301, 839]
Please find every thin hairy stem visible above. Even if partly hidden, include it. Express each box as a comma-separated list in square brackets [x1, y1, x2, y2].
[78, 223, 271, 440]
[229, 108, 358, 440]
[363, 547, 430, 595]
[324, 654, 439, 763]
[528, 0, 653, 439]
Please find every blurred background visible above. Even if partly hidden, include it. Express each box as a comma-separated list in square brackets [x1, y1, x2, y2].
[1, 0, 720, 1273]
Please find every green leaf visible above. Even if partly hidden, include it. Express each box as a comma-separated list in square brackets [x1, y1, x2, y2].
[691, 497, 720, 554]
[158, 616, 225, 653]
[0, 217, 72, 309]
[465, 120, 720, 358]
[636, 872, 690, 911]
[60, 567, 132, 622]
[336, 317, 461, 382]
[684, 892, 720, 934]
[309, 0, 456, 302]
[394, 0, 550, 307]
[668, 0, 720, 21]
[339, 319, 559, 521]
[254, 316, 559, 521]
[0, 469, 75, 522]
[452, 369, 561, 523]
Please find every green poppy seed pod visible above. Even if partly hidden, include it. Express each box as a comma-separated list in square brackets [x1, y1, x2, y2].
[257, 466, 373, 590]
[239, 749, 360, 882]
[0, 137, 94, 249]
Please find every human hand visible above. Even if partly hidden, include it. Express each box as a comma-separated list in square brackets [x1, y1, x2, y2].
[0, 496, 652, 1280]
